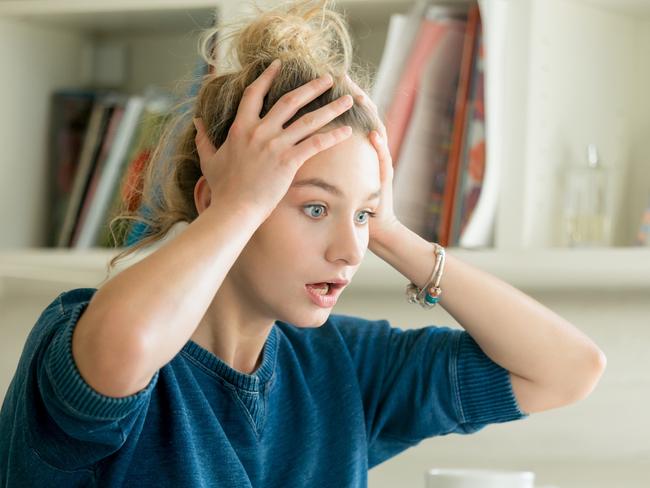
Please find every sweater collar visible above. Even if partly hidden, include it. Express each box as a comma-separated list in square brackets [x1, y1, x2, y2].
[180, 323, 278, 391]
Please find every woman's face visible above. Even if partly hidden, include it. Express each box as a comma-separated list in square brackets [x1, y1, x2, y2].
[230, 132, 381, 327]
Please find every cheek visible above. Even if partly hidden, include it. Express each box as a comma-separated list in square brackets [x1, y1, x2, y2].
[250, 208, 315, 258]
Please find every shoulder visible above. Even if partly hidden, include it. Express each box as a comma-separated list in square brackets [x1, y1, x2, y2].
[55, 287, 98, 313]
[23, 288, 98, 352]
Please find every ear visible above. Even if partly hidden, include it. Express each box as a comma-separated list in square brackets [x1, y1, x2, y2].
[194, 175, 212, 215]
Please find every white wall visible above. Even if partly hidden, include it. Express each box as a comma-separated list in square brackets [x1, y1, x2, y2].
[521, 0, 638, 248]
[0, 19, 88, 248]
[628, 19, 650, 243]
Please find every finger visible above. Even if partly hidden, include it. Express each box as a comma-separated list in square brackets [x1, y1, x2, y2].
[260, 72, 335, 131]
[193, 117, 217, 166]
[281, 94, 353, 145]
[371, 130, 394, 174]
[285, 125, 352, 170]
[344, 73, 387, 139]
[344, 73, 374, 109]
[236, 58, 282, 125]
[344, 72, 367, 100]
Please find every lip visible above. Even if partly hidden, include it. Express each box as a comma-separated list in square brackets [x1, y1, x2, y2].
[307, 278, 349, 286]
[304, 283, 346, 308]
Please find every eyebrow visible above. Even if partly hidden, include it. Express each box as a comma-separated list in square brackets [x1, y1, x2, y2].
[291, 177, 381, 201]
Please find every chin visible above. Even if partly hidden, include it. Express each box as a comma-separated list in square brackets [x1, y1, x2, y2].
[278, 308, 331, 328]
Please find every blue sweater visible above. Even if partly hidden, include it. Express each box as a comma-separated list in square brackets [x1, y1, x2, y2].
[0, 287, 528, 487]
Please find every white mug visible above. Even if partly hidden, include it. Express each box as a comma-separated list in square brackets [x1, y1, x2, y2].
[425, 468, 535, 488]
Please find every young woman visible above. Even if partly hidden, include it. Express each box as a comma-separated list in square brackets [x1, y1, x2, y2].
[0, 1, 605, 486]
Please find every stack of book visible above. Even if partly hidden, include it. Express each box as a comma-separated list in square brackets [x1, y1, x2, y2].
[46, 87, 176, 249]
[373, 0, 489, 248]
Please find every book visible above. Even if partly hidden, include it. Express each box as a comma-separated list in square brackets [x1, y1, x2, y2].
[384, 11, 449, 169]
[56, 96, 117, 247]
[459, 0, 505, 248]
[70, 100, 126, 247]
[438, 3, 481, 247]
[635, 197, 650, 246]
[451, 18, 485, 246]
[45, 90, 97, 247]
[392, 13, 466, 241]
[371, 0, 432, 119]
[73, 95, 145, 248]
[97, 93, 174, 248]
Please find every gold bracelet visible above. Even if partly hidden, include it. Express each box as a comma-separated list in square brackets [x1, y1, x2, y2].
[405, 243, 445, 309]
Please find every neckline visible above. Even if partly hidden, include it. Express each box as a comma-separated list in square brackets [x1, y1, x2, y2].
[180, 324, 278, 392]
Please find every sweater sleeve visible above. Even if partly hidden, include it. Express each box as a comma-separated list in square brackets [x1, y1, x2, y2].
[22, 288, 159, 471]
[331, 315, 529, 468]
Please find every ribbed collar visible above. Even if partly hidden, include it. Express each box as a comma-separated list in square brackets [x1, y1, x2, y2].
[180, 324, 279, 392]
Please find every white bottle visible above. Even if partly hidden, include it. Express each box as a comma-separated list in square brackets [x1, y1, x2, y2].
[562, 144, 612, 247]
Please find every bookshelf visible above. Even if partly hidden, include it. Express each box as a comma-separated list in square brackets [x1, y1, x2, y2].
[1, 0, 649, 288]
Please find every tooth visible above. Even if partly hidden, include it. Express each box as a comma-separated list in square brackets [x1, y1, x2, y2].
[310, 283, 330, 295]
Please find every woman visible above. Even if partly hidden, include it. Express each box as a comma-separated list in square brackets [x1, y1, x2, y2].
[0, 1, 606, 486]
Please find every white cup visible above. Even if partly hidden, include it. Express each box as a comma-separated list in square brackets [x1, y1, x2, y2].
[425, 468, 535, 488]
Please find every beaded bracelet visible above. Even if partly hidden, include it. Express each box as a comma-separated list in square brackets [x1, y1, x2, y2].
[405, 243, 445, 309]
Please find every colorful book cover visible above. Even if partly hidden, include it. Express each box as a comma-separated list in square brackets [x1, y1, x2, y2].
[451, 19, 485, 246]
[392, 15, 466, 242]
[384, 17, 447, 169]
[438, 3, 481, 247]
[97, 102, 173, 248]
[635, 197, 650, 246]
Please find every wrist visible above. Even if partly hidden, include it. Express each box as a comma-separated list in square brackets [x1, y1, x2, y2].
[368, 220, 405, 256]
[205, 198, 270, 226]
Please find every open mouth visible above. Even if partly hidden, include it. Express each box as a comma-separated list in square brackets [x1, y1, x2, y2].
[305, 282, 344, 295]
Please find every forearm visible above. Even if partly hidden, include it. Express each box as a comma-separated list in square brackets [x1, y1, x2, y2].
[369, 222, 606, 398]
[73, 202, 266, 396]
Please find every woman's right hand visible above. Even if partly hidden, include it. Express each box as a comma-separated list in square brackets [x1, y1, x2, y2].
[193, 59, 354, 219]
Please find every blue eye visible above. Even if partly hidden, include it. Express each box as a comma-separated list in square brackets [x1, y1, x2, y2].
[303, 204, 327, 218]
[355, 211, 370, 224]
[302, 205, 376, 225]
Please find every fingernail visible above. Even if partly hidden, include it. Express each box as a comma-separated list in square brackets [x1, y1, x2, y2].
[270, 58, 281, 69]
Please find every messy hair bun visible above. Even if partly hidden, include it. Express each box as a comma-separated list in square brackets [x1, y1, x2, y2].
[106, 0, 380, 276]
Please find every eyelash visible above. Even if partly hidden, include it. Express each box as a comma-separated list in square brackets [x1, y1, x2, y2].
[302, 204, 376, 224]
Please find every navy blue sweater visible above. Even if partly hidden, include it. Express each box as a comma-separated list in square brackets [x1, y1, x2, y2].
[0, 287, 528, 486]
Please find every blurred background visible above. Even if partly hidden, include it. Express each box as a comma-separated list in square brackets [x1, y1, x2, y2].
[0, 0, 649, 487]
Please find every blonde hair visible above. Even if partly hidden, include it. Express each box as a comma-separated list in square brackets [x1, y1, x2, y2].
[105, 0, 381, 279]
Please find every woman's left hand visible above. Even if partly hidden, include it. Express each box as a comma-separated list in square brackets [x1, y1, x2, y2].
[345, 74, 401, 246]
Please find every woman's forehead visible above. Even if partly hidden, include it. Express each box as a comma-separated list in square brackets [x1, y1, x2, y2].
[290, 175, 381, 202]
[294, 134, 380, 187]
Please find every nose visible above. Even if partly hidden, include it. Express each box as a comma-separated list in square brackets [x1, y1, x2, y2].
[324, 218, 366, 266]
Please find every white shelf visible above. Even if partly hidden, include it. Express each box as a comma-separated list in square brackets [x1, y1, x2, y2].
[1, 247, 649, 298]
[578, 0, 650, 18]
[0, 0, 416, 33]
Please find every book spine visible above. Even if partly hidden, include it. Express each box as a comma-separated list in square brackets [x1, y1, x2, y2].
[438, 4, 480, 247]
[74, 96, 145, 249]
